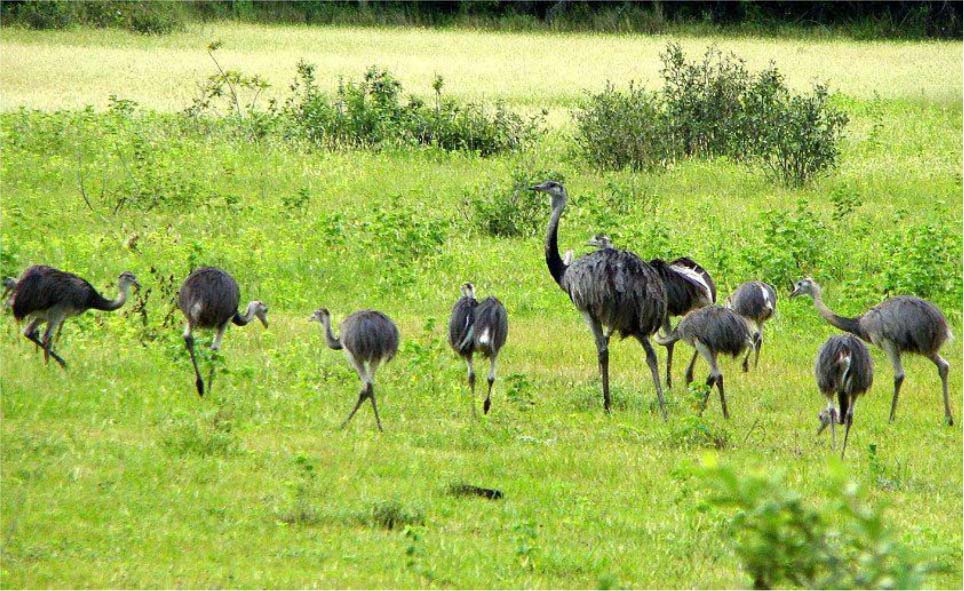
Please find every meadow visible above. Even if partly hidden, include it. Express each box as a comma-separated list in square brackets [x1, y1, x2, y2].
[1, 23, 962, 589]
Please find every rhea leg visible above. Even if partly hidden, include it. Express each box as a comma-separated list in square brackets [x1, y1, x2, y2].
[465, 355, 477, 417]
[684, 350, 699, 386]
[22, 318, 43, 353]
[341, 354, 370, 429]
[40, 316, 67, 369]
[484, 355, 497, 415]
[660, 317, 675, 388]
[883, 342, 904, 423]
[638, 336, 668, 420]
[840, 396, 855, 460]
[695, 341, 727, 418]
[753, 326, 764, 369]
[925, 353, 953, 426]
[367, 360, 384, 431]
[183, 323, 204, 396]
[584, 314, 611, 413]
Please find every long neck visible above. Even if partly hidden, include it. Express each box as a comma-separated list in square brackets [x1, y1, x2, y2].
[545, 196, 567, 287]
[233, 302, 257, 326]
[811, 288, 865, 340]
[320, 316, 343, 350]
[94, 284, 131, 311]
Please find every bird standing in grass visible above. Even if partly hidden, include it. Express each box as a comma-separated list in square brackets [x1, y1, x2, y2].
[726, 281, 777, 371]
[532, 181, 668, 416]
[10, 265, 140, 368]
[814, 334, 874, 459]
[311, 307, 399, 431]
[656, 305, 755, 418]
[448, 282, 508, 415]
[791, 277, 953, 425]
[178, 267, 268, 396]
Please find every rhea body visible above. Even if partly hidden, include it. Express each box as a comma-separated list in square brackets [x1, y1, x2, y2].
[311, 308, 399, 431]
[178, 267, 268, 396]
[814, 334, 874, 459]
[726, 281, 777, 371]
[656, 305, 755, 418]
[10, 265, 139, 368]
[791, 278, 952, 425]
[448, 283, 508, 415]
[532, 181, 668, 416]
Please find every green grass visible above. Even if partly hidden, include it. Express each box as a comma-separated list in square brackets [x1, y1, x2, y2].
[1, 25, 962, 589]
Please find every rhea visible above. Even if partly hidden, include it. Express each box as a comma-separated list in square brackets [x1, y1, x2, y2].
[9, 265, 139, 368]
[448, 282, 508, 415]
[791, 278, 953, 425]
[656, 305, 755, 418]
[532, 181, 668, 416]
[726, 281, 777, 371]
[814, 334, 874, 459]
[178, 267, 268, 396]
[311, 308, 399, 431]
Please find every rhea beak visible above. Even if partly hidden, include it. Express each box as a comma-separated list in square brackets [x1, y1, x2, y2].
[789, 286, 802, 298]
[817, 417, 830, 435]
[133, 280, 142, 290]
[529, 183, 546, 192]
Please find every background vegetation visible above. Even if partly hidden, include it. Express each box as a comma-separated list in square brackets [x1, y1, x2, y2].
[1, 18, 961, 590]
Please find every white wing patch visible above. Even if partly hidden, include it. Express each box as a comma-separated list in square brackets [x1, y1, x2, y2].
[670, 264, 712, 302]
[190, 301, 203, 319]
[479, 328, 491, 346]
[759, 284, 773, 312]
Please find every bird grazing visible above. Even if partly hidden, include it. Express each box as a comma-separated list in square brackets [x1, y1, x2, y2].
[791, 277, 953, 426]
[9, 265, 139, 368]
[448, 282, 508, 415]
[656, 305, 755, 418]
[814, 334, 874, 459]
[178, 267, 268, 396]
[310, 308, 399, 431]
[726, 281, 777, 371]
[2, 276, 17, 310]
[531, 181, 668, 416]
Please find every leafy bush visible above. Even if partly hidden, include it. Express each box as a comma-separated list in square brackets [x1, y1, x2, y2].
[459, 167, 565, 237]
[574, 43, 849, 185]
[745, 199, 828, 289]
[881, 219, 962, 301]
[365, 500, 424, 531]
[3, 0, 186, 33]
[701, 459, 933, 589]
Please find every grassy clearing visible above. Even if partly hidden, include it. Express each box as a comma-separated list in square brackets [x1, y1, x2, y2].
[1, 25, 962, 589]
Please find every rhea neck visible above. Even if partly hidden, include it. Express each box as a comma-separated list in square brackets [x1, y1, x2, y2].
[545, 192, 568, 287]
[809, 284, 867, 341]
[318, 315, 343, 350]
[96, 282, 133, 311]
[233, 302, 261, 326]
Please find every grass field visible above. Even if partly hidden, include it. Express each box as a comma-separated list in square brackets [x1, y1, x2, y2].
[1, 24, 962, 589]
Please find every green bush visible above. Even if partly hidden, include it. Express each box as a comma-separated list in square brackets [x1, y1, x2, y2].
[459, 167, 565, 238]
[701, 459, 933, 589]
[3, 0, 186, 34]
[882, 219, 962, 301]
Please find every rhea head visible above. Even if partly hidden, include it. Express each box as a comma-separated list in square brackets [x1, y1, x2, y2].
[529, 180, 567, 206]
[118, 271, 141, 291]
[789, 278, 818, 299]
[309, 307, 331, 323]
[460, 282, 475, 299]
[587, 234, 613, 249]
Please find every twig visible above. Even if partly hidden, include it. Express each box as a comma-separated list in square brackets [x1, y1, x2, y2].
[743, 417, 761, 444]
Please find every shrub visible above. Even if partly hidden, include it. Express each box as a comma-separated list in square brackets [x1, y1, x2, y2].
[881, 220, 962, 302]
[744, 199, 828, 289]
[3, 0, 186, 33]
[573, 43, 849, 185]
[460, 167, 565, 238]
[701, 459, 933, 589]
[365, 500, 424, 531]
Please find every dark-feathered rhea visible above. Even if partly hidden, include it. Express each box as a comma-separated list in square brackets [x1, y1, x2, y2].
[448, 282, 508, 415]
[531, 181, 668, 416]
[656, 305, 755, 418]
[726, 281, 777, 370]
[311, 307, 399, 431]
[814, 334, 874, 459]
[10, 265, 140, 368]
[791, 277, 953, 426]
[178, 267, 268, 396]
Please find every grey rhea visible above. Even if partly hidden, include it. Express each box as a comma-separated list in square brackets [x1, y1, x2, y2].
[589, 235, 717, 388]
[448, 282, 509, 415]
[10, 265, 140, 368]
[814, 334, 874, 459]
[791, 277, 953, 426]
[311, 307, 399, 431]
[726, 281, 777, 371]
[178, 267, 268, 396]
[656, 305, 755, 418]
[531, 181, 668, 416]
[2, 276, 17, 310]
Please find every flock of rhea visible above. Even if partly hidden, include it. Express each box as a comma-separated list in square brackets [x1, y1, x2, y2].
[4, 181, 953, 457]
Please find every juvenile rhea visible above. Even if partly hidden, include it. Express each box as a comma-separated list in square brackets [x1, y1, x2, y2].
[10, 265, 140, 368]
[815, 334, 874, 459]
[726, 281, 777, 371]
[448, 282, 508, 415]
[178, 267, 268, 396]
[656, 305, 755, 418]
[311, 307, 399, 431]
[791, 277, 953, 426]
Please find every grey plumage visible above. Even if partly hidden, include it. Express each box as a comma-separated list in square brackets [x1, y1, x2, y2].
[2, 277, 16, 309]
[531, 181, 668, 416]
[726, 281, 777, 370]
[311, 307, 399, 431]
[814, 334, 874, 459]
[178, 267, 268, 396]
[448, 282, 508, 415]
[657, 305, 755, 418]
[10, 264, 140, 368]
[791, 278, 953, 426]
